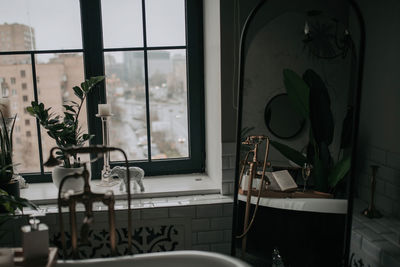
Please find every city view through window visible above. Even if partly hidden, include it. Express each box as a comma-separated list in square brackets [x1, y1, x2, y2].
[0, 0, 189, 175]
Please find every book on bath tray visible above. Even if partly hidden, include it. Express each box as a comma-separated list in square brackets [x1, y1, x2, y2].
[241, 170, 298, 192]
[266, 170, 298, 192]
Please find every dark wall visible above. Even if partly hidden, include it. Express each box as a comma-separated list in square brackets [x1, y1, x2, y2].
[354, 0, 400, 218]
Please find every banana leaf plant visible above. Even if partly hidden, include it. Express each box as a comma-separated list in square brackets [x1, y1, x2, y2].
[26, 76, 105, 168]
[270, 68, 352, 193]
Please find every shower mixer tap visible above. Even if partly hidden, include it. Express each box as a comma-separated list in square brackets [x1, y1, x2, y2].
[45, 145, 134, 259]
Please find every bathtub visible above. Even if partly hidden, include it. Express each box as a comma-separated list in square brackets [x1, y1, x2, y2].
[56, 250, 250, 267]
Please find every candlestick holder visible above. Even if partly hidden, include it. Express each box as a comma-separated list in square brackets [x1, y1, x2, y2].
[362, 165, 382, 218]
[96, 114, 119, 187]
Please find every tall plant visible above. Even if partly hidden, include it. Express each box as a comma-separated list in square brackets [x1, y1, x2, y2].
[26, 76, 105, 168]
[0, 112, 16, 185]
[270, 69, 352, 193]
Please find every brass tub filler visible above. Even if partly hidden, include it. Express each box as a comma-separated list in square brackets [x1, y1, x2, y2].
[45, 145, 133, 259]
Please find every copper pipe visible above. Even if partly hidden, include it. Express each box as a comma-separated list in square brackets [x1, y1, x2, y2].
[69, 200, 78, 259]
[237, 136, 270, 256]
[242, 160, 255, 254]
[108, 197, 116, 256]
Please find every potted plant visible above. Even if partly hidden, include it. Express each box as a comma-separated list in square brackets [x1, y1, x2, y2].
[270, 69, 352, 194]
[26, 76, 104, 192]
[0, 99, 19, 197]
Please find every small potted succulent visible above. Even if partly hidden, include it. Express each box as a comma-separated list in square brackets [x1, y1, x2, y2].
[0, 98, 19, 197]
[26, 76, 104, 192]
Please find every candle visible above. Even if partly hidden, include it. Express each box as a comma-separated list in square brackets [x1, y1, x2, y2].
[0, 97, 10, 119]
[98, 104, 112, 116]
[304, 21, 310, 35]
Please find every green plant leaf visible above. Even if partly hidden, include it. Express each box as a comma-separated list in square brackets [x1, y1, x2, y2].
[328, 154, 351, 188]
[81, 81, 88, 93]
[73, 86, 84, 100]
[303, 69, 334, 146]
[63, 105, 76, 113]
[270, 140, 308, 167]
[283, 69, 310, 119]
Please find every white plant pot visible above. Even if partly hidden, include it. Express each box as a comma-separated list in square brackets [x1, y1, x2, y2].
[52, 166, 88, 193]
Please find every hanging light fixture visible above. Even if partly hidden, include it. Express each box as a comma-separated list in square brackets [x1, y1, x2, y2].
[302, 15, 354, 59]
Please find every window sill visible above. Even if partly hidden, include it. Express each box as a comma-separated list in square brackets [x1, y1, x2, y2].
[20, 173, 221, 205]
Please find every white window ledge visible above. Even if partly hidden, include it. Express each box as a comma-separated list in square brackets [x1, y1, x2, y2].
[21, 173, 222, 205]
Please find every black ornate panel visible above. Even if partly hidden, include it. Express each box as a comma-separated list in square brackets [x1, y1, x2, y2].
[50, 225, 181, 259]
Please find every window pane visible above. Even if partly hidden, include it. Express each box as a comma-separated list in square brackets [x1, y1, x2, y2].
[0, 0, 82, 51]
[146, 0, 186, 47]
[101, 0, 143, 48]
[0, 55, 41, 173]
[35, 53, 89, 171]
[104, 52, 148, 161]
[148, 50, 188, 159]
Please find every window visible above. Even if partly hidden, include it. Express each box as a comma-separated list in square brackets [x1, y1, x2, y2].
[10, 77, 16, 84]
[11, 89, 17, 96]
[1, 88, 8, 97]
[26, 131, 31, 137]
[0, 0, 204, 183]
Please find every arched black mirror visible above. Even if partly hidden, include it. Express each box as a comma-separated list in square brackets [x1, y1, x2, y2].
[264, 93, 306, 139]
[231, 1, 365, 266]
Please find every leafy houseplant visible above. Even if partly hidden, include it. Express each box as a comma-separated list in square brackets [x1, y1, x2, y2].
[27, 76, 105, 168]
[0, 108, 19, 196]
[270, 69, 352, 193]
[0, 188, 37, 238]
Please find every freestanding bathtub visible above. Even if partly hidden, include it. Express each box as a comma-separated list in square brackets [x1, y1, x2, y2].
[56, 250, 250, 267]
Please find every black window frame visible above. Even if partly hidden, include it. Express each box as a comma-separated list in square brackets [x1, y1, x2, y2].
[0, 0, 204, 183]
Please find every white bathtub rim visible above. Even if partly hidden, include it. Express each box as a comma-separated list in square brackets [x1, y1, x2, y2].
[57, 250, 251, 266]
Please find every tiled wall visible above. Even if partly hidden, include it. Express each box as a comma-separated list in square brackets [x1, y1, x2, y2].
[0, 195, 234, 259]
[351, 144, 400, 266]
[221, 142, 236, 195]
[350, 199, 400, 267]
[355, 144, 400, 218]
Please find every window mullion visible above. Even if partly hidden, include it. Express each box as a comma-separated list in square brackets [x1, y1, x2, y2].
[30, 53, 45, 175]
[141, 0, 152, 162]
[79, 0, 106, 178]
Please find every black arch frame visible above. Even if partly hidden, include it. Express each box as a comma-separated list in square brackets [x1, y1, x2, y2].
[230, 1, 366, 266]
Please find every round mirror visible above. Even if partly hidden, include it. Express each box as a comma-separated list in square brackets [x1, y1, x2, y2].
[264, 93, 305, 139]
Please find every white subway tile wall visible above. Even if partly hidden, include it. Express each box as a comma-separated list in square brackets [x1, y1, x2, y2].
[356, 144, 400, 218]
[0, 195, 234, 258]
[222, 142, 236, 195]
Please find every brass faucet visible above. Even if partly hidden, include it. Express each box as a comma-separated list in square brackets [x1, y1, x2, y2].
[45, 145, 133, 259]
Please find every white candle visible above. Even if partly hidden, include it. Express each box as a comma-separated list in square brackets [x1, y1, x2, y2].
[0, 97, 10, 118]
[304, 21, 310, 35]
[98, 104, 112, 116]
